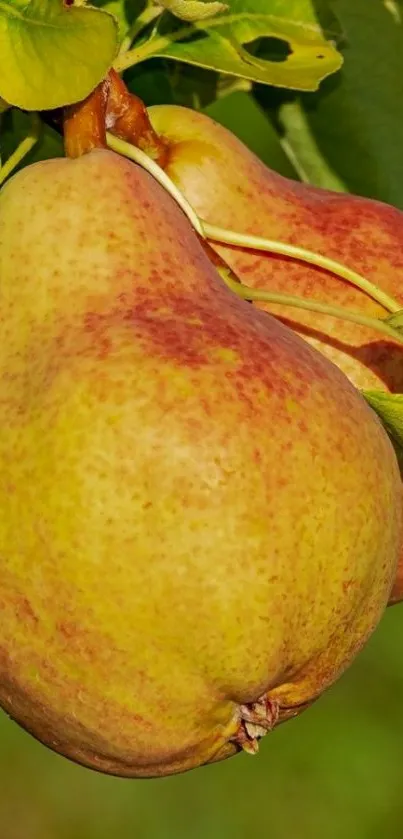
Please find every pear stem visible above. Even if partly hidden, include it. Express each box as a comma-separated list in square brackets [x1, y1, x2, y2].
[106, 71, 167, 165]
[107, 126, 401, 316]
[222, 275, 403, 347]
[64, 80, 109, 158]
[105, 75, 401, 315]
[203, 223, 402, 315]
[106, 131, 204, 234]
[0, 113, 41, 186]
[105, 133, 403, 347]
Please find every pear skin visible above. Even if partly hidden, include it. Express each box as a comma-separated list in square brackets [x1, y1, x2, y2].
[0, 148, 400, 778]
[148, 104, 403, 603]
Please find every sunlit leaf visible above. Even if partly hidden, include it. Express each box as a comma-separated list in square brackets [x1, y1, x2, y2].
[116, 0, 343, 92]
[0, 0, 118, 110]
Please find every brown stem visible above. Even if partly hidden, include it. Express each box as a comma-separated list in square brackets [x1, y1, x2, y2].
[64, 79, 109, 158]
[106, 69, 168, 166]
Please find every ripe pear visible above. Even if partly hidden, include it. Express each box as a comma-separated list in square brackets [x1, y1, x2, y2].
[148, 104, 403, 603]
[0, 148, 400, 779]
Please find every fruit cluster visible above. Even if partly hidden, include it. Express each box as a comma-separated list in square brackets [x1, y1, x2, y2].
[0, 71, 402, 779]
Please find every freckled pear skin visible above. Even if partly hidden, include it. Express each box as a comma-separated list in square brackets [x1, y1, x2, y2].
[148, 104, 403, 603]
[0, 149, 400, 778]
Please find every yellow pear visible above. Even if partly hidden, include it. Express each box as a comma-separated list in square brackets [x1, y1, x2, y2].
[0, 148, 400, 778]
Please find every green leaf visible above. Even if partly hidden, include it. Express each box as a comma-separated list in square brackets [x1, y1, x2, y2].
[0, 0, 118, 110]
[98, 0, 130, 32]
[116, 0, 343, 92]
[276, 0, 403, 207]
[98, 0, 141, 42]
[363, 391, 403, 468]
[385, 310, 403, 332]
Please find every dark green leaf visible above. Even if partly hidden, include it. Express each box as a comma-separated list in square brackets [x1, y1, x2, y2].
[363, 390, 403, 468]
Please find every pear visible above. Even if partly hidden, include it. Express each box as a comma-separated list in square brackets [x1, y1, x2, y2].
[148, 104, 403, 603]
[0, 148, 400, 779]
